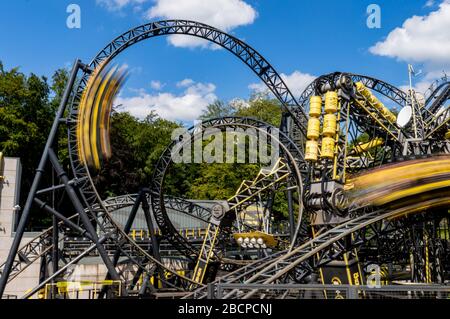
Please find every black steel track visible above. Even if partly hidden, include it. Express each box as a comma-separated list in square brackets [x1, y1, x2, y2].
[63, 19, 312, 289]
[150, 116, 306, 258]
[287, 72, 408, 140]
[67, 19, 311, 214]
[295, 72, 409, 110]
[423, 75, 450, 108]
[426, 83, 450, 118]
[187, 196, 450, 299]
[0, 195, 210, 289]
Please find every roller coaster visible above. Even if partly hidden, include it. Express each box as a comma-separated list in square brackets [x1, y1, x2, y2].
[0, 20, 449, 299]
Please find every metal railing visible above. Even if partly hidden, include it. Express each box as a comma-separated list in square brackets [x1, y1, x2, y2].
[207, 283, 450, 299]
[42, 280, 122, 299]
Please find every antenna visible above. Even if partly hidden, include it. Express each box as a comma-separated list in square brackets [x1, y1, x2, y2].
[407, 64, 425, 139]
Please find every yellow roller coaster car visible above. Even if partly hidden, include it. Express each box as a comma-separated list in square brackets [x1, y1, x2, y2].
[345, 155, 450, 207]
[76, 63, 128, 171]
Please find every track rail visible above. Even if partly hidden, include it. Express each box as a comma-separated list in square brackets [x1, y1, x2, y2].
[427, 84, 450, 115]
[295, 72, 408, 111]
[60, 19, 315, 287]
[187, 196, 450, 299]
[0, 196, 210, 291]
[423, 75, 449, 108]
[150, 117, 306, 258]
[0, 196, 128, 286]
[288, 72, 409, 144]
[225, 197, 450, 299]
[61, 19, 312, 294]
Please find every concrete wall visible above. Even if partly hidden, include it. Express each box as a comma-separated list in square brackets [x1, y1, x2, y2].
[0, 157, 20, 238]
[0, 157, 40, 298]
[0, 157, 114, 299]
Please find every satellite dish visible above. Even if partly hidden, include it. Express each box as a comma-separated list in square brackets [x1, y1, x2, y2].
[396, 105, 412, 128]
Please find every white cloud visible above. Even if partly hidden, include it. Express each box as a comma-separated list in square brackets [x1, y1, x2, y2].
[400, 81, 432, 96]
[176, 78, 195, 87]
[150, 80, 164, 90]
[370, 2, 450, 72]
[281, 71, 317, 97]
[370, 1, 450, 64]
[425, 0, 435, 7]
[146, 0, 257, 48]
[116, 79, 217, 121]
[248, 82, 268, 94]
[96, 0, 148, 11]
[249, 70, 316, 98]
[399, 70, 447, 95]
[184, 82, 216, 96]
[369, 1, 450, 93]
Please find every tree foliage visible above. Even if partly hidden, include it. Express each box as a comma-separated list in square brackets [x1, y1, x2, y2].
[0, 62, 59, 229]
[174, 95, 288, 219]
[199, 100, 235, 120]
[1, 61, 290, 227]
[94, 111, 180, 198]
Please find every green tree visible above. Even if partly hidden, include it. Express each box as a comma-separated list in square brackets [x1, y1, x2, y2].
[0, 62, 61, 229]
[0, 59, 291, 228]
[180, 96, 284, 205]
[199, 100, 235, 120]
[235, 96, 282, 127]
[93, 111, 181, 198]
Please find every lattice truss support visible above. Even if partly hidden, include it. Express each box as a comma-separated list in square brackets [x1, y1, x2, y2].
[150, 117, 305, 262]
[0, 19, 313, 299]
[186, 195, 450, 299]
[191, 157, 298, 285]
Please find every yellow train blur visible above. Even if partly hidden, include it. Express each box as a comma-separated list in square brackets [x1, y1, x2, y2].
[345, 155, 450, 207]
[76, 63, 128, 171]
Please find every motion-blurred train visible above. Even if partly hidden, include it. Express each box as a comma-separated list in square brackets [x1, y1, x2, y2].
[345, 155, 450, 208]
[77, 63, 128, 171]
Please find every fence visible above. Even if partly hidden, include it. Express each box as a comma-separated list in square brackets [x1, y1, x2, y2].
[207, 283, 450, 299]
[42, 280, 122, 299]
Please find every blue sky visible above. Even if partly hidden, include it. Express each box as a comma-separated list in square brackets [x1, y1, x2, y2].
[1, 0, 449, 123]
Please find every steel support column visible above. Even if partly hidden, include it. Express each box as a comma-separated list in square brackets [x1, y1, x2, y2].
[0, 60, 82, 297]
[47, 148, 120, 281]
